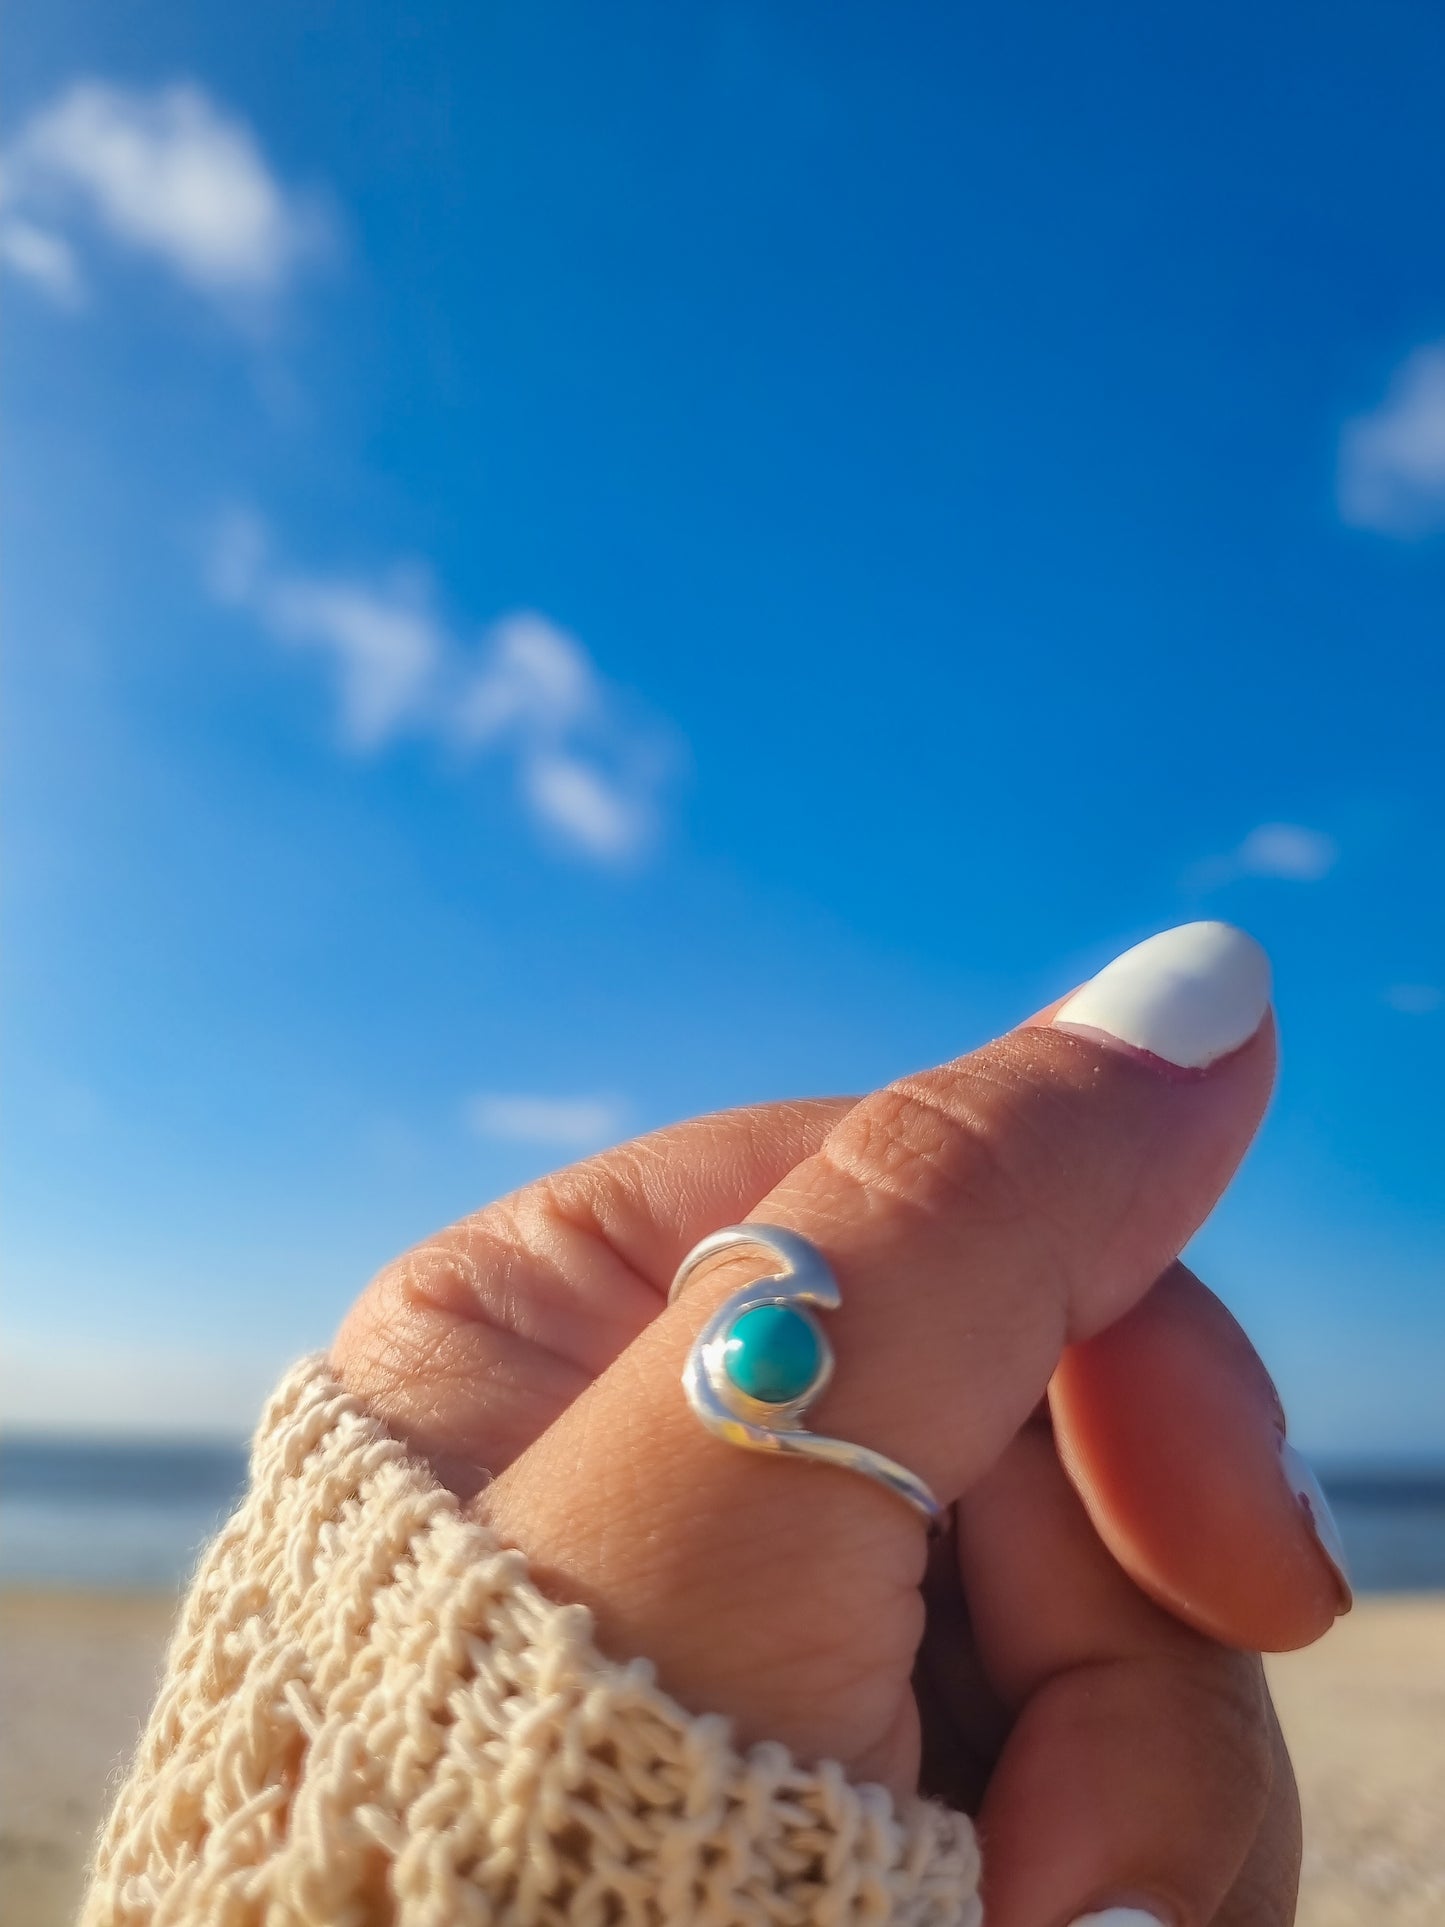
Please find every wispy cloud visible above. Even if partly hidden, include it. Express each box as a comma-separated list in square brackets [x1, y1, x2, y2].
[0, 215, 84, 307]
[1385, 984, 1442, 1016]
[464, 1092, 627, 1150]
[522, 753, 653, 862]
[1339, 343, 1445, 535]
[1188, 822, 1338, 892]
[207, 511, 677, 862]
[1232, 823, 1338, 881]
[455, 611, 596, 746]
[0, 79, 331, 315]
[211, 513, 444, 746]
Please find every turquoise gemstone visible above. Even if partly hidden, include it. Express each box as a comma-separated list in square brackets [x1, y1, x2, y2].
[722, 1303, 822, 1404]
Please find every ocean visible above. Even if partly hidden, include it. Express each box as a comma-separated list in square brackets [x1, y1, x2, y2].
[2, 1435, 1445, 1593]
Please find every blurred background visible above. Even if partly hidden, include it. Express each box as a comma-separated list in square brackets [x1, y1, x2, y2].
[2, 3, 1443, 1923]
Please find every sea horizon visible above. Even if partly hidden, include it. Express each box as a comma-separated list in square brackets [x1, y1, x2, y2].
[5, 1430, 1445, 1595]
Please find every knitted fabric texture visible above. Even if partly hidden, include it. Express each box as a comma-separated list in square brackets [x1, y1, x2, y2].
[82, 1357, 982, 1927]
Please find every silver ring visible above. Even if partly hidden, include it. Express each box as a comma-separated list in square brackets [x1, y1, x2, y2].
[668, 1224, 943, 1527]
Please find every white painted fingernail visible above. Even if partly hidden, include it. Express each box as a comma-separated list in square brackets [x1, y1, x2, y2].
[1053, 922, 1271, 1070]
[1280, 1438, 1354, 1612]
[1067, 1909, 1171, 1927]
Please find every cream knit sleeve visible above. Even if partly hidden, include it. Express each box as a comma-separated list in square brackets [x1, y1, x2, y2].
[81, 1356, 982, 1927]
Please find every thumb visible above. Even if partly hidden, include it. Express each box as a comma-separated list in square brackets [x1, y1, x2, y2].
[486, 923, 1281, 1785]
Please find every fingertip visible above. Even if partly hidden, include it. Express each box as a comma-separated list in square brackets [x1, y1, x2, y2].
[1050, 923, 1272, 1072]
[1022, 927, 1279, 1115]
[1276, 1439, 1354, 1627]
[1050, 1266, 1350, 1654]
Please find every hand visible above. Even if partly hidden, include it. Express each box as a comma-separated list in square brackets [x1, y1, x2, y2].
[334, 924, 1348, 1927]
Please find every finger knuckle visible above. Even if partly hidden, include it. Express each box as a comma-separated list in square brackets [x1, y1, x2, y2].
[1173, 1651, 1277, 1819]
[331, 1268, 446, 1403]
[820, 1059, 1081, 1293]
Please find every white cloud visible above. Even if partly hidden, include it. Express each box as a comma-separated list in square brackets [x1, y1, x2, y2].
[524, 752, 653, 859]
[209, 511, 442, 747]
[264, 576, 445, 748]
[206, 512, 675, 862]
[1189, 822, 1337, 891]
[1385, 984, 1442, 1016]
[1, 79, 329, 312]
[455, 611, 596, 745]
[465, 1092, 626, 1150]
[1339, 343, 1445, 535]
[1234, 823, 1337, 881]
[0, 216, 84, 306]
[451, 611, 668, 859]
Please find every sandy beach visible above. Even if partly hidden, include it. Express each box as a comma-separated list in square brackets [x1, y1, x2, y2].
[2, 1588, 1441, 1927]
[1267, 1596, 1445, 1926]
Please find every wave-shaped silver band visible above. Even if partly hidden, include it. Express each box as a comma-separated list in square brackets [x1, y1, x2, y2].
[668, 1223, 943, 1527]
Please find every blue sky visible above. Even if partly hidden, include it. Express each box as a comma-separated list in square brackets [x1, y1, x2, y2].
[3, 1, 1443, 1450]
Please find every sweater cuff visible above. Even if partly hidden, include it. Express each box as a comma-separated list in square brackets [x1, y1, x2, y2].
[84, 1355, 982, 1926]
